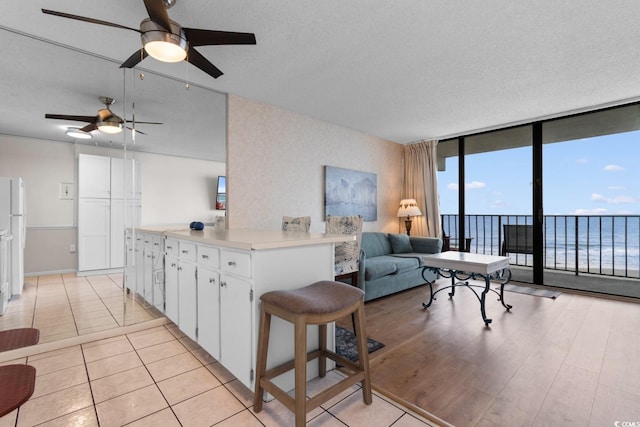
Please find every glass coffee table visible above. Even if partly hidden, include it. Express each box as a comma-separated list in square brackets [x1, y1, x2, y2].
[421, 252, 512, 326]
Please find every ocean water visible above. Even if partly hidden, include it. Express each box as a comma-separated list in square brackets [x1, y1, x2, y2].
[442, 215, 640, 276]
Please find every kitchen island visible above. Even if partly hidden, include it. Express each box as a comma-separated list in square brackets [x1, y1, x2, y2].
[131, 227, 354, 393]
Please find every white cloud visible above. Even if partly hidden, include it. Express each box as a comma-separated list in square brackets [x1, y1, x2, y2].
[572, 208, 609, 215]
[576, 158, 588, 164]
[465, 181, 486, 190]
[608, 186, 624, 191]
[591, 193, 637, 204]
[448, 181, 486, 191]
[603, 164, 624, 171]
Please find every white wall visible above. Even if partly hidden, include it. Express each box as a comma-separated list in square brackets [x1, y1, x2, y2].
[0, 134, 225, 274]
[227, 95, 403, 233]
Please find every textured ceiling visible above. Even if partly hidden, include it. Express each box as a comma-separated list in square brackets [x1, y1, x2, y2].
[2, 0, 640, 161]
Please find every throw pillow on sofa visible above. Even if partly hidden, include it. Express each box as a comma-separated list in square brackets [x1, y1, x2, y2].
[388, 233, 413, 254]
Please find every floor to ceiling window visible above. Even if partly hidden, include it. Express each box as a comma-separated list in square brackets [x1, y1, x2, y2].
[438, 102, 640, 295]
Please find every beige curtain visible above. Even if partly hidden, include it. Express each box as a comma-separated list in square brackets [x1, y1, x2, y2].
[401, 140, 441, 237]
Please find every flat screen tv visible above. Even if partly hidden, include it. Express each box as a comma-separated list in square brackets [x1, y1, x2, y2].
[216, 176, 226, 210]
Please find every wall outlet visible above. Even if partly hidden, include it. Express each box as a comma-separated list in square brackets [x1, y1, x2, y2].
[59, 182, 74, 200]
[70, 244, 76, 253]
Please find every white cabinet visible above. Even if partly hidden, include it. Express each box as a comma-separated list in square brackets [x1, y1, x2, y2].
[219, 272, 253, 386]
[150, 236, 165, 311]
[78, 198, 110, 271]
[161, 229, 341, 392]
[164, 238, 197, 340]
[197, 264, 220, 359]
[164, 248, 179, 324]
[78, 154, 141, 272]
[78, 154, 110, 199]
[177, 242, 197, 341]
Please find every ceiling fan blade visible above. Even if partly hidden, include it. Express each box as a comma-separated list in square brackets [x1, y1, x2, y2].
[143, 0, 172, 32]
[45, 114, 96, 123]
[184, 28, 256, 47]
[126, 126, 148, 135]
[186, 46, 223, 79]
[42, 9, 141, 33]
[120, 49, 148, 69]
[80, 123, 97, 133]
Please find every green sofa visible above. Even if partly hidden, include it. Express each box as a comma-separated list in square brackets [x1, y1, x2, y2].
[357, 232, 442, 301]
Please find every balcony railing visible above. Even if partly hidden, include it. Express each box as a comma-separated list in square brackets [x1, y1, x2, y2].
[441, 214, 640, 279]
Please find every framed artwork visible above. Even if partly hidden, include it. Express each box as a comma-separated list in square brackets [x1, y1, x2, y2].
[324, 166, 377, 221]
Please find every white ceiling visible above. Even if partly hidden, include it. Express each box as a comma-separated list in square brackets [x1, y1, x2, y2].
[2, 0, 640, 161]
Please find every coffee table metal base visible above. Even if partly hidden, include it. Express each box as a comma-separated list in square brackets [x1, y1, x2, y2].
[421, 267, 512, 326]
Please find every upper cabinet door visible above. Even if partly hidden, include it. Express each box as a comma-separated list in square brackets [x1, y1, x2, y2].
[78, 154, 111, 198]
[111, 157, 139, 200]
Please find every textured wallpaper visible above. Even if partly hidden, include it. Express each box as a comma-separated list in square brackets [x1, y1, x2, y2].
[227, 95, 403, 233]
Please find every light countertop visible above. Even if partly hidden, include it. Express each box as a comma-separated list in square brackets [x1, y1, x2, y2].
[138, 227, 354, 251]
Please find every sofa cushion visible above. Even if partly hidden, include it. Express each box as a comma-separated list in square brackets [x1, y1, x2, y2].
[388, 233, 413, 254]
[364, 257, 397, 280]
[391, 253, 425, 267]
[391, 256, 420, 274]
[361, 232, 393, 258]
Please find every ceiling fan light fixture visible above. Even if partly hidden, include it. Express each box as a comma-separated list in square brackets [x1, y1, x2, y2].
[97, 118, 124, 134]
[65, 127, 92, 139]
[141, 19, 188, 63]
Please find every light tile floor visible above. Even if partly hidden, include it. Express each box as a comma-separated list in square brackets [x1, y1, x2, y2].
[0, 274, 161, 344]
[1, 323, 438, 426]
[1, 274, 438, 425]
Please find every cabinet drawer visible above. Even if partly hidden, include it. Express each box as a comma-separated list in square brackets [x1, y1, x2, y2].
[165, 238, 179, 257]
[143, 234, 153, 249]
[197, 245, 219, 268]
[221, 250, 251, 278]
[179, 242, 197, 262]
[151, 236, 164, 252]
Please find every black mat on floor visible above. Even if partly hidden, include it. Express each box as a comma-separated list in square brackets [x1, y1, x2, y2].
[335, 325, 384, 362]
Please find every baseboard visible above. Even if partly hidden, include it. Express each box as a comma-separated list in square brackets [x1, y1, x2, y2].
[24, 269, 77, 277]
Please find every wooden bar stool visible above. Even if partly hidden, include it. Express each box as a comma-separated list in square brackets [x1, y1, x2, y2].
[253, 280, 372, 427]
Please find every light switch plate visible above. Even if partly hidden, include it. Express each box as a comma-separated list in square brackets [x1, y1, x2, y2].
[59, 182, 74, 200]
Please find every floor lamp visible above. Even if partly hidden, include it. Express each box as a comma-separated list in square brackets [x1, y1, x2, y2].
[397, 199, 422, 236]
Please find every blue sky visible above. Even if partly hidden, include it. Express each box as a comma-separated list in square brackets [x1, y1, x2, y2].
[438, 130, 640, 215]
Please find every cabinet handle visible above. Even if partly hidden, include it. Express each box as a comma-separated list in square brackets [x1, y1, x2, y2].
[182, 250, 189, 254]
[227, 261, 236, 266]
[209, 278, 215, 284]
[201, 254, 209, 259]
[220, 281, 227, 287]
[166, 245, 173, 250]
[178, 266, 182, 271]
[171, 263, 176, 267]
[154, 242, 159, 246]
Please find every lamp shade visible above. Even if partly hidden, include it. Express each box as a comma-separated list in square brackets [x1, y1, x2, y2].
[397, 199, 422, 217]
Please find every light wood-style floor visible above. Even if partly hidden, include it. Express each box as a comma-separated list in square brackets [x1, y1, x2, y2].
[351, 279, 640, 426]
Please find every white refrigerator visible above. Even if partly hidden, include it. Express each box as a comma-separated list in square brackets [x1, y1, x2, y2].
[0, 177, 26, 298]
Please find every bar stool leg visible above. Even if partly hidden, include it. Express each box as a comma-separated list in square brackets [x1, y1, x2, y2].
[318, 323, 327, 378]
[354, 302, 372, 404]
[294, 316, 308, 427]
[253, 305, 271, 412]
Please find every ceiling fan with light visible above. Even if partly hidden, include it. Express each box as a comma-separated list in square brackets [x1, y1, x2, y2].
[42, 0, 256, 79]
[45, 96, 162, 136]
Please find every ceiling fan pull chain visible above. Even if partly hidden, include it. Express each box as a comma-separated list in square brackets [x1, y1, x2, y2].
[185, 57, 190, 90]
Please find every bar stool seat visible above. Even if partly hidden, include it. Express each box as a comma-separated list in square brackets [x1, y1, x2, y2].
[0, 328, 40, 352]
[0, 364, 37, 417]
[253, 280, 372, 427]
